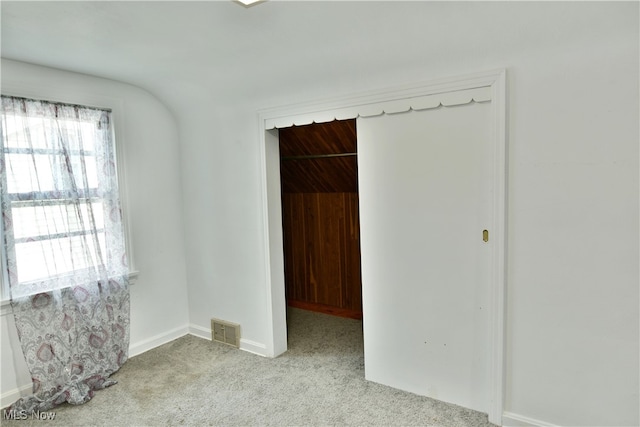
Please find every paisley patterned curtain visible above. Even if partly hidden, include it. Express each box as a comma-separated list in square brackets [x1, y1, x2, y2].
[1, 96, 130, 412]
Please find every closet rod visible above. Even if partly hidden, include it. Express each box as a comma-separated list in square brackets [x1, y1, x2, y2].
[281, 152, 357, 160]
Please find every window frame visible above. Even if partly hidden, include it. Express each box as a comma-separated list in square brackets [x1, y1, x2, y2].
[0, 86, 137, 307]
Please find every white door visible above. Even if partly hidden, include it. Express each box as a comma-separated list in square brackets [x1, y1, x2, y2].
[357, 101, 493, 412]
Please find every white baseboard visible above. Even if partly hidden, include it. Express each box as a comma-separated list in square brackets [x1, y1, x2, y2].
[239, 338, 267, 356]
[1, 383, 32, 409]
[188, 323, 211, 340]
[129, 325, 190, 357]
[502, 411, 558, 427]
[188, 323, 268, 357]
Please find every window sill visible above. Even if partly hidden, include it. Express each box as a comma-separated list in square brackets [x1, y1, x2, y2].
[1, 271, 139, 316]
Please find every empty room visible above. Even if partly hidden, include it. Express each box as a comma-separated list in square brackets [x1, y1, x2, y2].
[0, 1, 638, 426]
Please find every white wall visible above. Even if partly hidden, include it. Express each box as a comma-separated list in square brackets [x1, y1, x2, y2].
[0, 60, 190, 406]
[180, 8, 638, 427]
[502, 34, 639, 427]
[179, 104, 271, 355]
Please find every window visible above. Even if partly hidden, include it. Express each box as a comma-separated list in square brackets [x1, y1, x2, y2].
[1, 96, 129, 299]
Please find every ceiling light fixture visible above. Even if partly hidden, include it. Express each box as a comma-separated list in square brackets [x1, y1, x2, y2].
[235, 0, 265, 7]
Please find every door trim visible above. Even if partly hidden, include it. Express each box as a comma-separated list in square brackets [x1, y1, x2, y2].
[257, 69, 507, 425]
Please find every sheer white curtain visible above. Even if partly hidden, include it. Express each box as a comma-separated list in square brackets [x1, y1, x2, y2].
[1, 96, 130, 411]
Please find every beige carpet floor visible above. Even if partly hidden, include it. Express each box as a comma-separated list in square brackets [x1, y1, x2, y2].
[2, 308, 493, 426]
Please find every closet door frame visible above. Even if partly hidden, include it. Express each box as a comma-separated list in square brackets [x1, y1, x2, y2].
[257, 69, 507, 425]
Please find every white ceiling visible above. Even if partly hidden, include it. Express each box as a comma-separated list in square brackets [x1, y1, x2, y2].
[1, 1, 636, 113]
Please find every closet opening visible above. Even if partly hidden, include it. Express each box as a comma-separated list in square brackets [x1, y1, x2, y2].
[260, 70, 507, 424]
[278, 119, 362, 323]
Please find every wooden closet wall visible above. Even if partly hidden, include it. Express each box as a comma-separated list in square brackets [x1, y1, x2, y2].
[279, 119, 362, 319]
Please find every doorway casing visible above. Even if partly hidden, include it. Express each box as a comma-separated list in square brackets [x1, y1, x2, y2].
[256, 69, 507, 425]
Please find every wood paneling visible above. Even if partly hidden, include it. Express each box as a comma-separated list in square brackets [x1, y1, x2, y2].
[279, 119, 358, 194]
[286, 300, 362, 320]
[279, 119, 362, 319]
[280, 156, 358, 193]
[282, 193, 362, 318]
[279, 119, 356, 156]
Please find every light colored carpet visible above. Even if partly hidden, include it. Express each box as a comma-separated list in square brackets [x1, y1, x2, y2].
[2, 308, 493, 426]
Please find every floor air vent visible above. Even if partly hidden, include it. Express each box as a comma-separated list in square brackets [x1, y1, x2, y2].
[211, 318, 240, 348]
